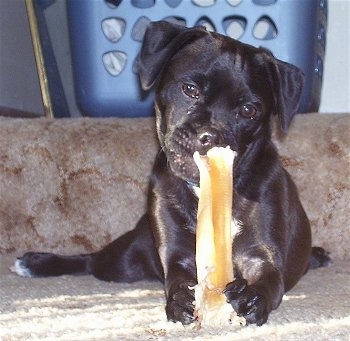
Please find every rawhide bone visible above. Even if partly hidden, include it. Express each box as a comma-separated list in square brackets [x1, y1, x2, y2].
[193, 146, 245, 328]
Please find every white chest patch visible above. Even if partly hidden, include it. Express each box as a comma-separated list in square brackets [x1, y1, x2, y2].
[231, 218, 243, 238]
[192, 185, 201, 198]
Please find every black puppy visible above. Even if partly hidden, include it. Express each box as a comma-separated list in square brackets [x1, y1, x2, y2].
[13, 21, 330, 326]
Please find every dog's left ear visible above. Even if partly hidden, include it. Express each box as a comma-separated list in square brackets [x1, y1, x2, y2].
[137, 21, 206, 91]
[266, 52, 305, 131]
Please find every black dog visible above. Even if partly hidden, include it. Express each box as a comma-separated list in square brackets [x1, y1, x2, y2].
[13, 21, 330, 326]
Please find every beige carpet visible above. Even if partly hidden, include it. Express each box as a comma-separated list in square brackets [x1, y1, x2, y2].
[1, 254, 349, 341]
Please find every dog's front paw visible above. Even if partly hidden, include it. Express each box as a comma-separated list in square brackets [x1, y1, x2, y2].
[166, 281, 196, 325]
[224, 278, 269, 326]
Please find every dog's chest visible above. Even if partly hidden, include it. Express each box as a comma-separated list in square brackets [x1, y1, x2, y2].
[191, 185, 243, 238]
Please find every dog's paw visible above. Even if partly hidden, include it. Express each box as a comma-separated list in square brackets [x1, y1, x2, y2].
[309, 246, 332, 269]
[10, 252, 50, 277]
[166, 281, 196, 325]
[10, 257, 33, 277]
[224, 278, 269, 326]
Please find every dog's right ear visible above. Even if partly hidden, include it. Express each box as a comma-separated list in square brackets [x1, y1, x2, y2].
[137, 21, 206, 91]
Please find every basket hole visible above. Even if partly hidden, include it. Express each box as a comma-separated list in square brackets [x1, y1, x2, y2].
[131, 0, 155, 8]
[131, 16, 151, 42]
[226, 0, 243, 6]
[165, 0, 182, 7]
[102, 51, 127, 76]
[252, 0, 277, 5]
[192, 0, 216, 6]
[253, 16, 278, 40]
[105, 0, 122, 8]
[102, 18, 126, 43]
[196, 16, 216, 32]
[163, 16, 187, 26]
[223, 16, 247, 40]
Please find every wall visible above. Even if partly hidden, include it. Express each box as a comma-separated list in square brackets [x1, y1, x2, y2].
[320, 0, 350, 113]
[0, 0, 43, 115]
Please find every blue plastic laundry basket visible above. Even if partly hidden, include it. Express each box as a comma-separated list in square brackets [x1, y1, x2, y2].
[67, 0, 327, 117]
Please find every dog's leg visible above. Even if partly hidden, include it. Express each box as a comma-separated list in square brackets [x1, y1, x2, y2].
[164, 252, 197, 325]
[12, 251, 94, 278]
[224, 246, 332, 326]
[153, 223, 197, 324]
[91, 214, 163, 282]
[224, 257, 284, 326]
[308, 246, 332, 269]
[12, 214, 163, 283]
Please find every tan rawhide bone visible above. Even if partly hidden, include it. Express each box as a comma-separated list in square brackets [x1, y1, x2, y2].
[193, 146, 245, 328]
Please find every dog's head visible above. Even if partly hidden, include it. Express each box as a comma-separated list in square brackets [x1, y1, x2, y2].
[138, 21, 304, 184]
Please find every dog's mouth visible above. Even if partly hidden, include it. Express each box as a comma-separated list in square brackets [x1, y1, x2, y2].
[164, 126, 236, 184]
[167, 148, 200, 184]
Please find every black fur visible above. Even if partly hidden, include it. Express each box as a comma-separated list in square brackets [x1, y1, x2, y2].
[14, 21, 331, 327]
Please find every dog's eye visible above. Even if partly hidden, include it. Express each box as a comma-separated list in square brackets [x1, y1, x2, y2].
[239, 104, 257, 119]
[182, 83, 200, 99]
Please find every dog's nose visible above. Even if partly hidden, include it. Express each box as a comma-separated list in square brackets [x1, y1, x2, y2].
[198, 130, 223, 152]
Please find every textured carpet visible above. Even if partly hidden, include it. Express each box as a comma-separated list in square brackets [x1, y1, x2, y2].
[1, 254, 349, 341]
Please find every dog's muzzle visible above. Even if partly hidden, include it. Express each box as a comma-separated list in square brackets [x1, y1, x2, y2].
[164, 125, 233, 183]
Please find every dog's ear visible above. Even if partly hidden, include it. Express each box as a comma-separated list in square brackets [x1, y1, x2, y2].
[274, 60, 305, 131]
[263, 50, 305, 131]
[138, 21, 206, 91]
